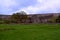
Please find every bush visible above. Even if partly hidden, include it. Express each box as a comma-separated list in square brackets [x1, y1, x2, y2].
[4, 20, 11, 24]
[0, 21, 4, 24]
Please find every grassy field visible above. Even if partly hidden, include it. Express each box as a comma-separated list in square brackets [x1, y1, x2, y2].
[0, 24, 60, 40]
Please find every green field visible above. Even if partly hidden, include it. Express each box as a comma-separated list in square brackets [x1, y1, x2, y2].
[0, 24, 60, 40]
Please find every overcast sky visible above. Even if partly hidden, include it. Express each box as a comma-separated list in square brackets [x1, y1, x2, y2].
[0, 0, 60, 15]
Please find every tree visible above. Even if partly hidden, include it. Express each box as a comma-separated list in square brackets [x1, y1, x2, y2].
[47, 14, 57, 23]
[56, 15, 60, 23]
[11, 11, 28, 23]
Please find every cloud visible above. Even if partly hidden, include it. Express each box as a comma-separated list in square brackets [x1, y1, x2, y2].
[16, 0, 60, 14]
[0, 0, 37, 15]
[0, 0, 18, 7]
[0, 0, 60, 15]
[0, 0, 18, 14]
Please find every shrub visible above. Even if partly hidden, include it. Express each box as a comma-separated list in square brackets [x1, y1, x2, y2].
[4, 20, 11, 24]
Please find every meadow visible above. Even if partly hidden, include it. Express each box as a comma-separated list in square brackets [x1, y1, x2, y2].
[0, 24, 60, 40]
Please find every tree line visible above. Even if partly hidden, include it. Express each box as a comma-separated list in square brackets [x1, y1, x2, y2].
[0, 11, 60, 24]
[4, 11, 28, 24]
